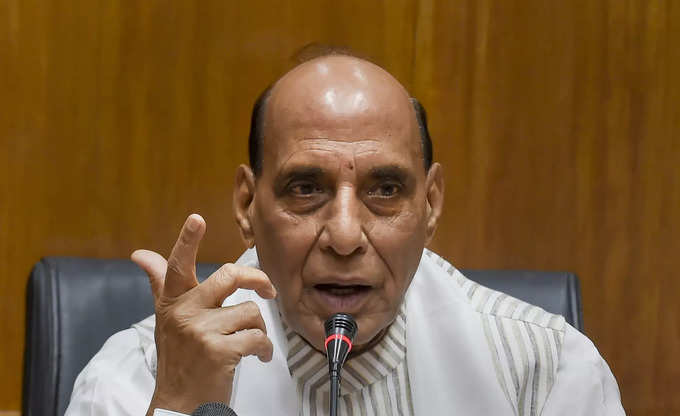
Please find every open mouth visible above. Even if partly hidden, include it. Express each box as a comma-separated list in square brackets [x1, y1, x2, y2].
[312, 283, 373, 313]
[314, 283, 372, 296]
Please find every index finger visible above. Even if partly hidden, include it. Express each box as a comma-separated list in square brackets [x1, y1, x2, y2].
[164, 214, 207, 298]
[196, 263, 277, 307]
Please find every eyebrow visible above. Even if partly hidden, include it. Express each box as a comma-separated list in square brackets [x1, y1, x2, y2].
[272, 164, 412, 191]
[274, 166, 324, 187]
[368, 165, 411, 183]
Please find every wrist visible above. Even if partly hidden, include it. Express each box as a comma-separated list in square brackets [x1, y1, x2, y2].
[147, 389, 197, 416]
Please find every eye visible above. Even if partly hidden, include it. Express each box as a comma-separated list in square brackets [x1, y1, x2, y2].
[288, 181, 324, 196]
[369, 182, 402, 198]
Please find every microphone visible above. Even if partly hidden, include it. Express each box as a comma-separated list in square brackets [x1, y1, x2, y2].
[324, 313, 358, 416]
[191, 402, 237, 416]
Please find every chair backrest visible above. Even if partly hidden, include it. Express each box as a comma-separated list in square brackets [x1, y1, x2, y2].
[22, 256, 582, 416]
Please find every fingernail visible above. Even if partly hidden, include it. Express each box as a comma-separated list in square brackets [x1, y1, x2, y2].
[187, 216, 199, 231]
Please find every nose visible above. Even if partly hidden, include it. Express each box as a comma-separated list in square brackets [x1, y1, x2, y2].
[318, 185, 368, 257]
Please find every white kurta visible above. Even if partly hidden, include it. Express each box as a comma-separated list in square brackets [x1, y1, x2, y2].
[65, 248, 625, 415]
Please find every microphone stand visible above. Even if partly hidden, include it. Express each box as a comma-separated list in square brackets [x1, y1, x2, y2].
[330, 371, 340, 416]
[324, 313, 358, 416]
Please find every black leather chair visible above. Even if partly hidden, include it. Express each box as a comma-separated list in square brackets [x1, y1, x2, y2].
[22, 257, 583, 416]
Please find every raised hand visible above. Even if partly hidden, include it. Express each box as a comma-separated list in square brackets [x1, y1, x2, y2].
[131, 214, 276, 415]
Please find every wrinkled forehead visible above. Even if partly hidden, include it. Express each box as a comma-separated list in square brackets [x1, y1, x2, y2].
[261, 56, 421, 170]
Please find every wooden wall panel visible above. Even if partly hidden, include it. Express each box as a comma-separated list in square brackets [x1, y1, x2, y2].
[415, 1, 680, 414]
[0, 0, 418, 409]
[1, 1, 678, 414]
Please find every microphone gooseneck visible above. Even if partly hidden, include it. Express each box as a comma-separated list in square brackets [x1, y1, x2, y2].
[324, 313, 358, 416]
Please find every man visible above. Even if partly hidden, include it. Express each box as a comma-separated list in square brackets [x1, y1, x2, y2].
[66, 52, 625, 415]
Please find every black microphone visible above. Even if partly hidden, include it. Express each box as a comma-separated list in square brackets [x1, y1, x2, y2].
[324, 313, 358, 416]
[191, 402, 237, 416]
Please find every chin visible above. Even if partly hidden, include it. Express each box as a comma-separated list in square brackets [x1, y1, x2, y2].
[301, 327, 328, 352]
[354, 319, 387, 346]
[286, 306, 394, 352]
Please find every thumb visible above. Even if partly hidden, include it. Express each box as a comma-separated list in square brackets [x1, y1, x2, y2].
[131, 249, 168, 302]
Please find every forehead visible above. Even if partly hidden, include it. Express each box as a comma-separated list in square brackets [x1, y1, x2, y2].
[261, 56, 422, 174]
[274, 138, 416, 175]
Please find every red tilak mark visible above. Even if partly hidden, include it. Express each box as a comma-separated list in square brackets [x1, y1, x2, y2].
[325, 334, 353, 352]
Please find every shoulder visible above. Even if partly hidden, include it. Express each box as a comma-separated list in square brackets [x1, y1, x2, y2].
[540, 325, 625, 415]
[65, 326, 156, 415]
[535, 325, 626, 415]
[421, 249, 566, 332]
[418, 249, 624, 415]
[418, 249, 568, 414]
[78, 326, 154, 384]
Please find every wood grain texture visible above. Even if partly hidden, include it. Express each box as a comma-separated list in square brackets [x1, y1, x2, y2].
[0, 0, 418, 410]
[1, 1, 677, 414]
[416, 1, 680, 414]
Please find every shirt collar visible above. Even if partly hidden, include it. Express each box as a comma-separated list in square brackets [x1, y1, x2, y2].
[284, 304, 407, 395]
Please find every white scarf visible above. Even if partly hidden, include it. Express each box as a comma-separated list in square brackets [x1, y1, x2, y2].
[227, 248, 513, 415]
[136, 248, 566, 415]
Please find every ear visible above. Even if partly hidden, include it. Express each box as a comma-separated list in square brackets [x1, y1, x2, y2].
[424, 162, 444, 245]
[233, 164, 257, 248]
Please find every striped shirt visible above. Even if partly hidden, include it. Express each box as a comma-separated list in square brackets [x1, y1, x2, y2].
[69, 247, 624, 416]
[284, 306, 413, 416]
[425, 249, 566, 416]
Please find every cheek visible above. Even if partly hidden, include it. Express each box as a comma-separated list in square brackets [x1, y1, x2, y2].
[367, 209, 426, 292]
[253, 202, 319, 292]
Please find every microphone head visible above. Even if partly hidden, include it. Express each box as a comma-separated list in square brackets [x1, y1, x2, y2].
[324, 313, 358, 375]
[191, 402, 238, 416]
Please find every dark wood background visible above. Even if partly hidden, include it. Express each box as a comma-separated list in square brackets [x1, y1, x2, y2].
[1, 1, 678, 414]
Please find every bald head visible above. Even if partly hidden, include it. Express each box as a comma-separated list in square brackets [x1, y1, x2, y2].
[269, 55, 414, 130]
[248, 55, 432, 176]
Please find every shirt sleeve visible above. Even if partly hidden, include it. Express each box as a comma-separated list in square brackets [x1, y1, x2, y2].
[65, 328, 156, 416]
[153, 410, 189, 416]
[541, 324, 626, 415]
